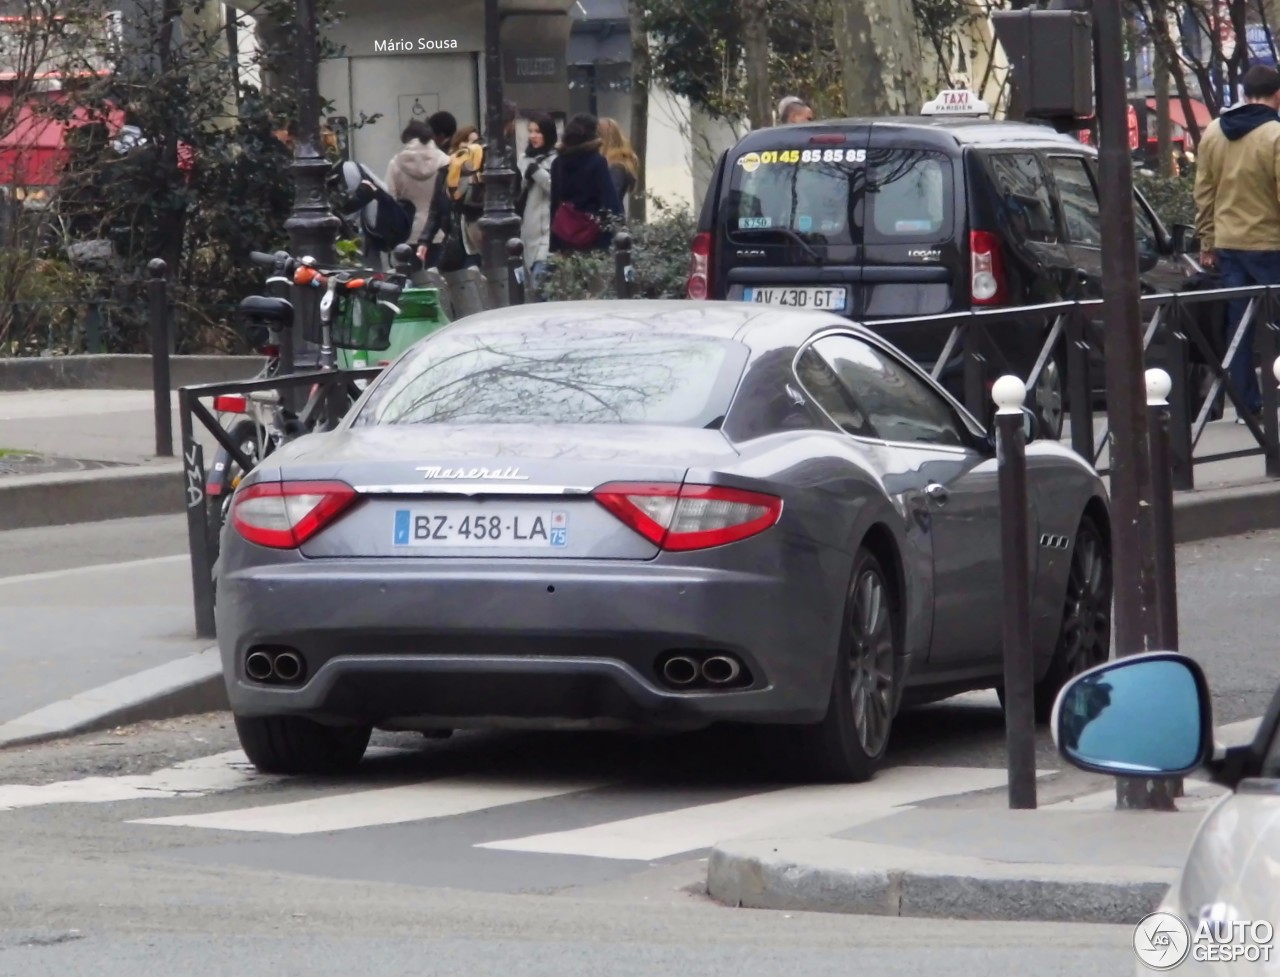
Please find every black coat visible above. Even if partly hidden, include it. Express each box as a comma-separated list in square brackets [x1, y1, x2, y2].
[549, 142, 623, 252]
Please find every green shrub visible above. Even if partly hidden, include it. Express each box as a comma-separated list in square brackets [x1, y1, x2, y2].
[1135, 168, 1197, 229]
[541, 196, 695, 302]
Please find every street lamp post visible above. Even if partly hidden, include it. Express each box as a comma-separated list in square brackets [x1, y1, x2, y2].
[284, 0, 341, 370]
[477, 0, 523, 307]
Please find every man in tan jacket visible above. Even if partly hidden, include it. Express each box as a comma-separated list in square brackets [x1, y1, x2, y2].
[1194, 64, 1280, 422]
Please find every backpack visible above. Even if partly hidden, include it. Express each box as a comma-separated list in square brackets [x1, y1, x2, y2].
[446, 143, 485, 216]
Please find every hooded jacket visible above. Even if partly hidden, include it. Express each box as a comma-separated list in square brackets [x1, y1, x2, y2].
[549, 137, 623, 252]
[1194, 102, 1280, 252]
[385, 138, 452, 243]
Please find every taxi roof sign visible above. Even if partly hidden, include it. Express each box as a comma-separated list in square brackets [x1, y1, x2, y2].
[921, 89, 991, 118]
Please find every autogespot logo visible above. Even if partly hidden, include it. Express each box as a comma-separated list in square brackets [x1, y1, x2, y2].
[1134, 912, 1192, 971]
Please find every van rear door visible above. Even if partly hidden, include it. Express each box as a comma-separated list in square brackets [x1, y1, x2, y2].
[715, 126, 873, 316]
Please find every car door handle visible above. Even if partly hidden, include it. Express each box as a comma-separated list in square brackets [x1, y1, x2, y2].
[925, 482, 949, 502]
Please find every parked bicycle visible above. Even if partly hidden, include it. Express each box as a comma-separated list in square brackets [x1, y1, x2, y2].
[204, 247, 411, 565]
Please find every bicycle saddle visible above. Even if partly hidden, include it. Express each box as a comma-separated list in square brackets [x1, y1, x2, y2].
[238, 295, 294, 326]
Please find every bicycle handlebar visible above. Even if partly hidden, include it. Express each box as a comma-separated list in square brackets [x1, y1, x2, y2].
[293, 264, 404, 301]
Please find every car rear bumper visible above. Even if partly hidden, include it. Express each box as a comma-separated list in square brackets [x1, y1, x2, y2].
[215, 558, 843, 730]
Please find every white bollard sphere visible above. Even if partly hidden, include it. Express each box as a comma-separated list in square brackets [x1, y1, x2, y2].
[992, 375, 1026, 415]
[1145, 368, 1172, 407]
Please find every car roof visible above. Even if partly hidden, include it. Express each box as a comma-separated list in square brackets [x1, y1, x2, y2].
[432, 299, 877, 350]
[731, 117, 1093, 153]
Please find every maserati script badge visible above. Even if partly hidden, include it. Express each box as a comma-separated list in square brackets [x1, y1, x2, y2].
[416, 466, 529, 480]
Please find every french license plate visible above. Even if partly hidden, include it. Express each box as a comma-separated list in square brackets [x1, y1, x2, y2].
[743, 286, 847, 311]
[393, 508, 569, 547]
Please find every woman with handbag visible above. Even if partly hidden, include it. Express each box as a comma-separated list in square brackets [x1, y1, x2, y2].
[549, 113, 623, 255]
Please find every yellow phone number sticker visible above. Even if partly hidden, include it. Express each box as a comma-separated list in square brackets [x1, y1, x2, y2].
[738, 148, 867, 171]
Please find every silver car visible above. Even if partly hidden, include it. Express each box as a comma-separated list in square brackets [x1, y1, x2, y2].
[215, 300, 1112, 780]
[1052, 653, 1280, 975]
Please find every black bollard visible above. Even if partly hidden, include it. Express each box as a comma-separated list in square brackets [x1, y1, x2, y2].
[613, 232, 634, 299]
[1145, 368, 1178, 650]
[148, 258, 173, 457]
[507, 238, 526, 305]
[993, 374, 1037, 810]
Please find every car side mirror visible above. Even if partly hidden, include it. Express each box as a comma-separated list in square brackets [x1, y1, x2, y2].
[984, 406, 1037, 452]
[1050, 652, 1214, 777]
[1170, 223, 1200, 255]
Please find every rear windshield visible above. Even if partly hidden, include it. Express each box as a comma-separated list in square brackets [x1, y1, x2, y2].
[726, 146, 953, 245]
[353, 330, 748, 429]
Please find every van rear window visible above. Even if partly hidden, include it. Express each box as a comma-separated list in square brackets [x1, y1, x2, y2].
[726, 148, 952, 245]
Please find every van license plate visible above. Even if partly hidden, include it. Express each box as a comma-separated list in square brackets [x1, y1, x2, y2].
[743, 287, 847, 311]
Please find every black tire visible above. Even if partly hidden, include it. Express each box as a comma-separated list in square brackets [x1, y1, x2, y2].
[234, 715, 372, 775]
[772, 548, 898, 783]
[1031, 515, 1112, 722]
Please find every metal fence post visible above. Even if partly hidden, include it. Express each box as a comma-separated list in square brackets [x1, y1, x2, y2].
[1259, 287, 1280, 478]
[1145, 368, 1179, 649]
[178, 387, 217, 639]
[507, 238, 526, 305]
[85, 300, 103, 354]
[148, 258, 174, 457]
[993, 374, 1037, 811]
[1065, 305, 1093, 462]
[613, 232, 634, 299]
[1166, 296, 1195, 491]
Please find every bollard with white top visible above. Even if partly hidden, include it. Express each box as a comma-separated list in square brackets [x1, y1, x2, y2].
[993, 374, 1037, 810]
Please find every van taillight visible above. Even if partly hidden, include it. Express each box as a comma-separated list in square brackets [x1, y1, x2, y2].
[970, 231, 1007, 305]
[687, 232, 713, 300]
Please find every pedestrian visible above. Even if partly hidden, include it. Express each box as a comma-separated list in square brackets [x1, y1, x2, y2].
[549, 113, 623, 255]
[416, 112, 459, 268]
[384, 119, 451, 245]
[776, 96, 814, 124]
[1194, 63, 1280, 425]
[597, 117, 639, 218]
[517, 114, 557, 298]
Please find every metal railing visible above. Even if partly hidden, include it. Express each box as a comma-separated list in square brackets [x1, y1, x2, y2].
[172, 263, 1279, 636]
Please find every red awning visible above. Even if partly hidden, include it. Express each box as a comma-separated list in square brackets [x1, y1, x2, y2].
[1146, 96, 1213, 133]
[0, 92, 125, 187]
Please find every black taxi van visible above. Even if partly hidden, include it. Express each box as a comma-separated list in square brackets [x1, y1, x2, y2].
[686, 92, 1208, 436]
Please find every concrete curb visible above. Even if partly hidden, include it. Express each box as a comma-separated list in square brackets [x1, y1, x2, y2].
[0, 354, 265, 391]
[0, 647, 227, 751]
[706, 837, 1173, 925]
[1173, 479, 1280, 542]
[0, 464, 184, 531]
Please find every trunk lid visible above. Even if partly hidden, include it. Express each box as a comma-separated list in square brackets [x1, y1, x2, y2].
[270, 424, 741, 560]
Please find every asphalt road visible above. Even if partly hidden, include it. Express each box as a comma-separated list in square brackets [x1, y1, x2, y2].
[2, 519, 1277, 975]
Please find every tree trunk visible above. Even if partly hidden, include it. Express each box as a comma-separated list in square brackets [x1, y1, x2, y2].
[628, 0, 650, 223]
[1155, 32, 1173, 176]
[832, 0, 925, 115]
[741, 0, 772, 129]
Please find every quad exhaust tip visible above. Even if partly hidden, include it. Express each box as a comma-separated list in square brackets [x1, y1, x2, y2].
[273, 651, 304, 682]
[661, 656, 699, 686]
[245, 651, 274, 682]
[702, 655, 741, 685]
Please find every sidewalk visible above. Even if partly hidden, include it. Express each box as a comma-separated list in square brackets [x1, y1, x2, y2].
[706, 719, 1261, 925]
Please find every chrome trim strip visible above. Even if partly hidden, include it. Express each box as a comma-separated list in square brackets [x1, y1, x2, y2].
[353, 483, 596, 496]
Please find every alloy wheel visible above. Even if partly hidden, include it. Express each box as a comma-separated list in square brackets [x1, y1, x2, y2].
[848, 568, 895, 758]
[1059, 527, 1111, 678]
[1034, 359, 1064, 439]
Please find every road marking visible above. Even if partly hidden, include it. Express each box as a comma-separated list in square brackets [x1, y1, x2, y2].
[0, 554, 188, 585]
[0, 751, 269, 811]
[477, 765, 1019, 861]
[131, 776, 612, 834]
[0, 747, 413, 811]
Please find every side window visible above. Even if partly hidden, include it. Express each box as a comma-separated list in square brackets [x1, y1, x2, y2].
[1049, 156, 1104, 247]
[1133, 194, 1162, 257]
[812, 335, 966, 448]
[795, 346, 876, 438]
[988, 153, 1059, 244]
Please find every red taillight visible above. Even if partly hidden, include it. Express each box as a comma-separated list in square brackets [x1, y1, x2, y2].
[808, 134, 846, 144]
[230, 480, 358, 549]
[687, 231, 712, 300]
[214, 395, 248, 414]
[262, 345, 280, 358]
[970, 230, 1007, 305]
[592, 482, 782, 551]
